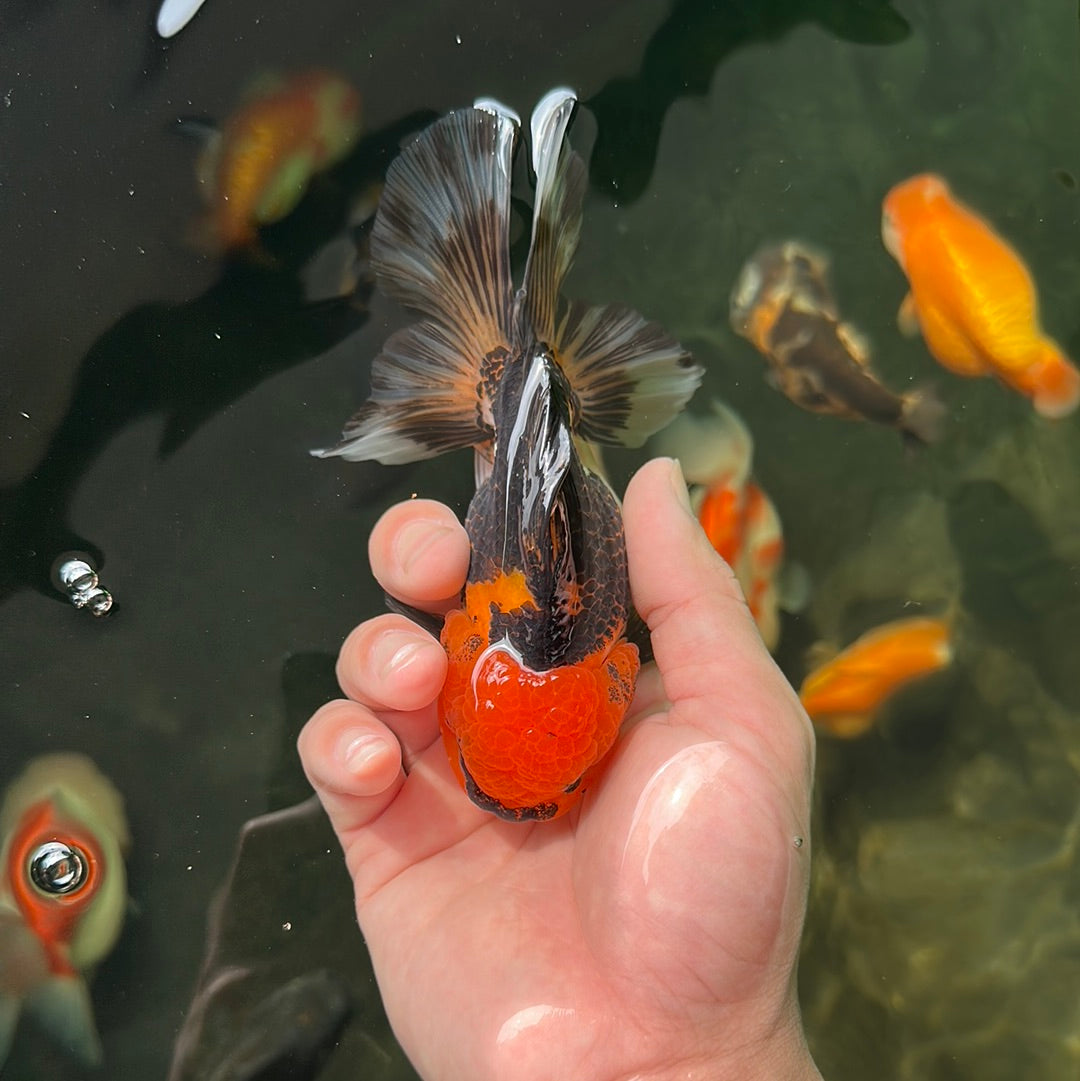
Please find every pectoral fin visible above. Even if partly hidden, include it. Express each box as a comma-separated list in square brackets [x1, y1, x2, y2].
[897, 292, 920, 337]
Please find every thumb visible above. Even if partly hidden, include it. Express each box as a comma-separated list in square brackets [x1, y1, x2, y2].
[622, 457, 807, 749]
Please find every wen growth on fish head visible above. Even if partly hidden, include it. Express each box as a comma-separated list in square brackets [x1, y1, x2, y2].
[881, 172, 948, 261]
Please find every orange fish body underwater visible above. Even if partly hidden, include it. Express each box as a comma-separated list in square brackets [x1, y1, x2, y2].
[799, 616, 953, 738]
[654, 401, 790, 652]
[882, 173, 1080, 418]
[196, 70, 362, 251]
[0, 754, 130, 1068]
[315, 89, 701, 820]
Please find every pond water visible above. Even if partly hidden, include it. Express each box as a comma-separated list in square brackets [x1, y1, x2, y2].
[3, 1, 1080, 1079]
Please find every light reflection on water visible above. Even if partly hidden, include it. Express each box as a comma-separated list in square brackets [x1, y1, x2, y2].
[2, 1, 1079, 1078]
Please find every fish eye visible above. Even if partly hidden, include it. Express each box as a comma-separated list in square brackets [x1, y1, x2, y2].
[28, 840, 90, 896]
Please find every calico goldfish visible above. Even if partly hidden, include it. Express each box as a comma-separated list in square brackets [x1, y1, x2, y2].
[882, 173, 1080, 418]
[730, 241, 944, 446]
[654, 401, 803, 651]
[193, 70, 362, 252]
[799, 616, 953, 738]
[0, 754, 130, 1067]
[315, 89, 702, 820]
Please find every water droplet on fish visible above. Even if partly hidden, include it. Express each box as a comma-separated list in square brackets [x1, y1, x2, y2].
[793, 835, 804, 848]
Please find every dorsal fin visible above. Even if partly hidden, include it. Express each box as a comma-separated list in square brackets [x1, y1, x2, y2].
[520, 88, 585, 345]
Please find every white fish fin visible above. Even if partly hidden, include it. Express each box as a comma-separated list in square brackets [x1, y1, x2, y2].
[521, 89, 585, 344]
[370, 105, 517, 365]
[651, 399, 753, 490]
[555, 300, 703, 447]
[0, 995, 21, 1070]
[897, 292, 920, 337]
[777, 559, 812, 614]
[23, 976, 102, 1066]
[312, 323, 501, 462]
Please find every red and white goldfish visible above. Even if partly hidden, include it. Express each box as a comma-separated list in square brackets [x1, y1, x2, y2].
[193, 70, 362, 252]
[0, 754, 130, 1067]
[315, 89, 702, 820]
[882, 173, 1080, 418]
[655, 401, 803, 651]
[799, 616, 953, 738]
[731, 241, 944, 446]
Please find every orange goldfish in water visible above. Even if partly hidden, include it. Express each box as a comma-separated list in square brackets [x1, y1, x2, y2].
[799, 616, 953, 738]
[193, 69, 362, 252]
[654, 401, 805, 652]
[314, 89, 702, 819]
[882, 173, 1080, 418]
[0, 754, 130, 1067]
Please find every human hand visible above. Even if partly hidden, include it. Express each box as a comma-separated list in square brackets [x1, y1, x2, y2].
[299, 457, 822, 1081]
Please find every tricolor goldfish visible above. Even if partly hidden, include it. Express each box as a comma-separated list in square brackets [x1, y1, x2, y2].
[315, 89, 702, 820]
[730, 241, 944, 446]
[0, 754, 130, 1067]
[798, 616, 953, 738]
[192, 70, 362, 252]
[882, 173, 1080, 418]
[654, 401, 804, 651]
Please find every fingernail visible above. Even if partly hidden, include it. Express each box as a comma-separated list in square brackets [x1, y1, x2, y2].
[395, 519, 454, 575]
[667, 457, 694, 516]
[373, 628, 427, 679]
[338, 731, 389, 774]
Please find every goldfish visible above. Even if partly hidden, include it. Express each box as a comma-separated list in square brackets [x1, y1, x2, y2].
[0, 754, 130, 1067]
[882, 173, 1080, 418]
[730, 241, 944, 446]
[798, 616, 953, 738]
[315, 89, 702, 819]
[653, 401, 805, 651]
[192, 70, 362, 252]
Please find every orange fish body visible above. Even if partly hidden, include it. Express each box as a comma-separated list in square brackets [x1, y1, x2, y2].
[655, 401, 788, 651]
[0, 754, 130, 1067]
[315, 90, 701, 820]
[882, 173, 1080, 417]
[799, 616, 952, 738]
[197, 70, 362, 251]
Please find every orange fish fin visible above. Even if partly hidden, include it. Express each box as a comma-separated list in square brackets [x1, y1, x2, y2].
[812, 712, 875, 739]
[555, 299, 702, 447]
[897, 292, 921, 337]
[520, 89, 584, 344]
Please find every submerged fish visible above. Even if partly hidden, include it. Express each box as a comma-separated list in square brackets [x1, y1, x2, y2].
[653, 401, 806, 652]
[882, 173, 1080, 418]
[0, 754, 130, 1067]
[798, 616, 952, 738]
[191, 70, 362, 252]
[730, 241, 944, 446]
[315, 89, 702, 820]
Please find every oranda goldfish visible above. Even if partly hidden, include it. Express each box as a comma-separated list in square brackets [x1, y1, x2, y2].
[799, 616, 953, 738]
[730, 241, 944, 446]
[193, 70, 362, 252]
[0, 754, 130, 1067]
[315, 89, 702, 820]
[882, 173, 1080, 418]
[654, 401, 806, 652]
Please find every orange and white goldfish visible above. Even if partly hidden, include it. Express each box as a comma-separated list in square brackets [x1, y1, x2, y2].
[799, 616, 953, 738]
[730, 241, 944, 446]
[654, 401, 804, 651]
[882, 173, 1080, 418]
[193, 70, 362, 252]
[0, 754, 130, 1067]
[315, 89, 702, 820]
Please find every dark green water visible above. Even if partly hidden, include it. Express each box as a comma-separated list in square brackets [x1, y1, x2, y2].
[3, 2, 1080, 1078]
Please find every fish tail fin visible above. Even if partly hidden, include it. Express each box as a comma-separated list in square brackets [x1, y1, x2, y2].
[652, 399, 754, 490]
[556, 300, 703, 447]
[520, 88, 585, 342]
[315, 104, 520, 463]
[1025, 339, 1080, 418]
[899, 385, 947, 447]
